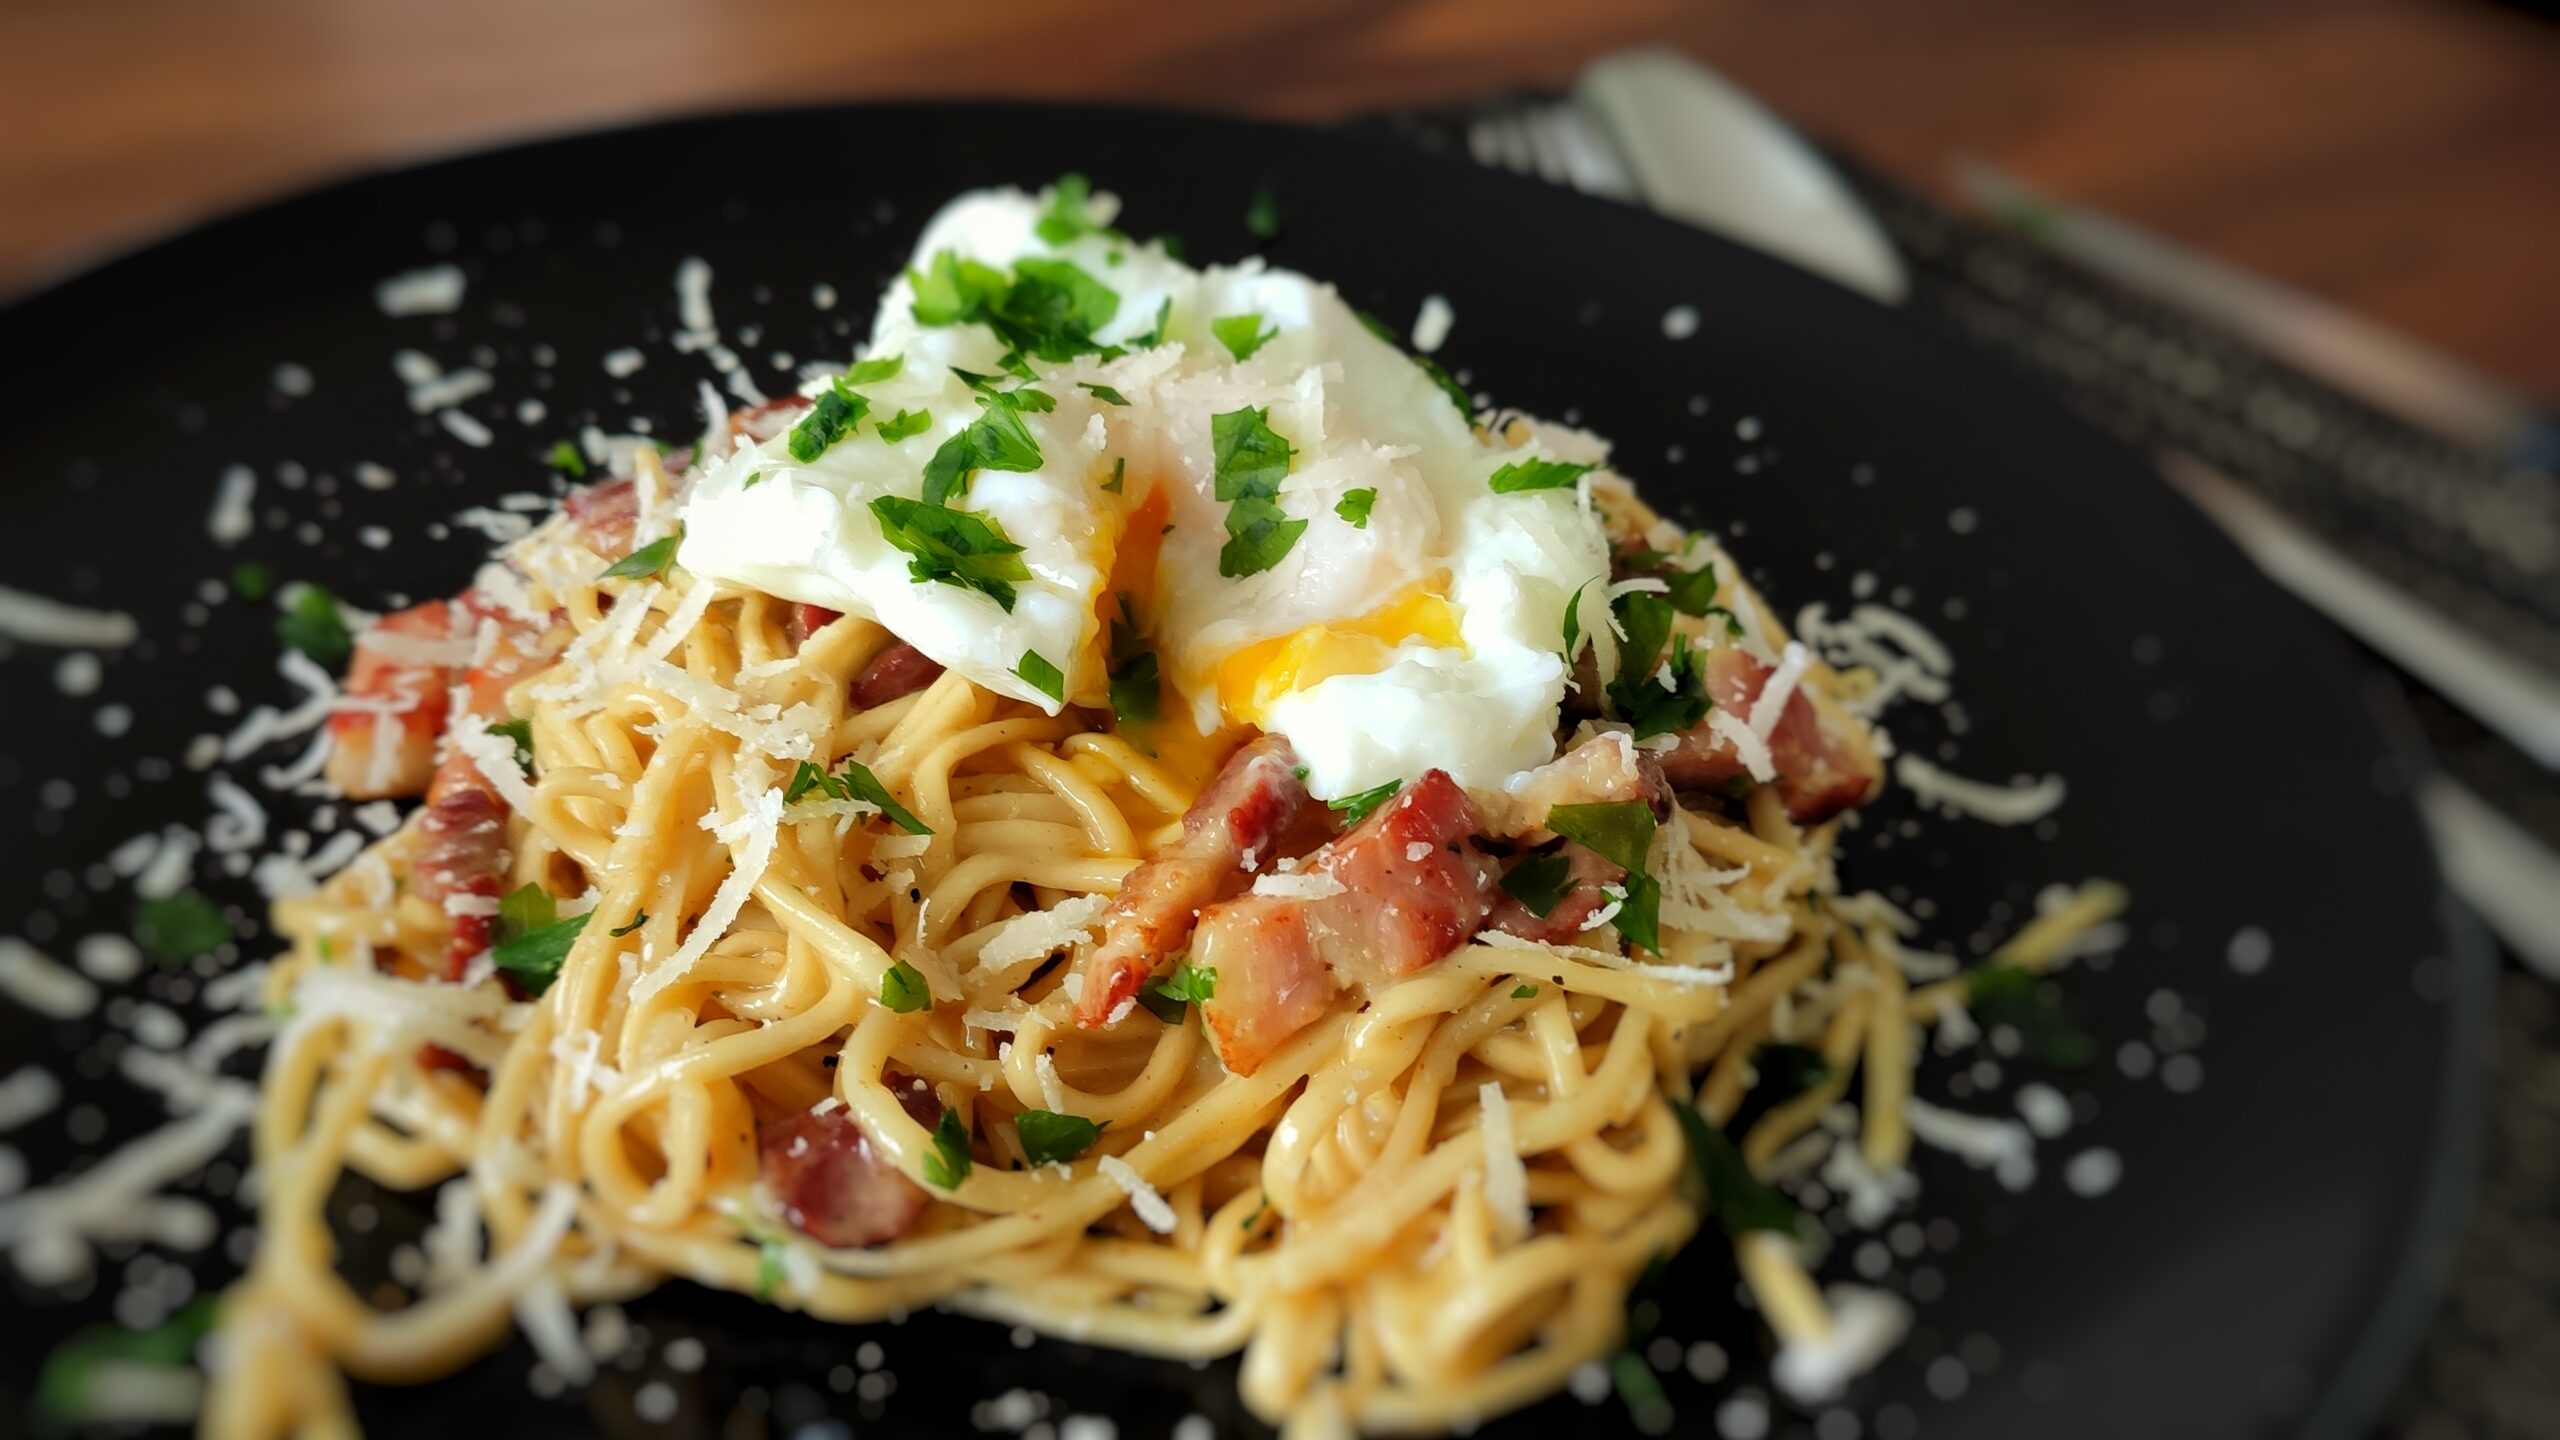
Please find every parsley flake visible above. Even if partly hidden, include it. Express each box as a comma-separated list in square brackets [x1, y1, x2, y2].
[490, 884, 591, 996]
[1080, 382, 1129, 406]
[1965, 965, 2097, 1066]
[1101, 457, 1126, 495]
[844, 353, 904, 384]
[134, 892, 231, 965]
[229, 562, 272, 602]
[608, 912, 650, 938]
[486, 716, 535, 772]
[1133, 297, 1173, 348]
[1034, 173, 1120, 246]
[1245, 183, 1281, 240]
[878, 960, 932, 1013]
[275, 584, 351, 666]
[870, 495, 1032, 611]
[1487, 458, 1594, 494]
[1329, 779, 1401, 827]
[922, 1108, 973, 1189]
[601, 528, 683, 582]
[1016, 1109, 1101, 1167]
[1674, 1100, 1797, 1235]
[1107, 599, 1159, 727]
[783, 755, 933, 835]
[1209, 407, 1305, 578]
[1499, 851, 1575, 918]
[1546, 800, 1664, 953]
[875, 408, 932, 443]
[1211, 313, 1279, 362]
[1334, 487, 1376, 528]
[1511, 983, 1541, 1000]
[1014, 649, 1066, 704]
[34, 1295, 219, 1434]
[547, 439, 587, 476]
[789, 381, 871, 463]
[921, 387, 1049, 505]
[1153, 962, 1217, 1006]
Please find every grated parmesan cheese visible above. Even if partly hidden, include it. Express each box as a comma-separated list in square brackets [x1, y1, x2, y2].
[0, 585, 140, 649]
[1772, 1286, 1911, 1403]
[1249, 871, 1346, 901]
[207, 465, 256, 546]
[0, 940, 98, 1019]
[1892, 756, 2066, 826]
[633, 788, 784, 1004]
[1746, 641, 1812, 743]
[974, 894, 1110, 967]
[1708, 709, 1777, 784]
[1476, 1081, 1530, 1240]
[1096, 1155, 1177, 1234]
[376, 264, 466, 316]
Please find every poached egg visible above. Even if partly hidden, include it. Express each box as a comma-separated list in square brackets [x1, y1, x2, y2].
[679, 182, 1621, 800]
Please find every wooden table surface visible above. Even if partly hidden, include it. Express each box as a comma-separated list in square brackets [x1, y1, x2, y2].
[5, 0, 2555, 396]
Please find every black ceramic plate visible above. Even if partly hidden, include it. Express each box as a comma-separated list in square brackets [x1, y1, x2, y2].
[0, 104, 2489, 1440]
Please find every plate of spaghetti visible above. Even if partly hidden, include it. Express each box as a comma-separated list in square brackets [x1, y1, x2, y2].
[0, 106, 2482, 1440]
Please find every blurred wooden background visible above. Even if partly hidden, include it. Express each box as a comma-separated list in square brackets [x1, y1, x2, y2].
[3, 0, 2554, 393]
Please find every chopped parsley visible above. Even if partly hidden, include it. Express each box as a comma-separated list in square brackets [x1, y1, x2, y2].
[875, 408, 932, 443]
[910, 249, 1122, 362]
[600, 528, 683, 582]
[1329, 779, 1401, 828]
[877, 959, 932, 1013]
[490, 884, 592, 996]
[922, 1108, 973, 1189]
[608, 911, 650, 938]
[788, 381, 871, 462]
[1487, 457, 1594, 494]
[1240, 1189, 1273, 1231]
[869, 495, 1032, 611]
[487, 716, 535, 772]
[1416, 354, 1474, 418]
[1499, 851, 1575, 918]
[1016, 1108, 1101, 1166]
[1211, 313, 1278, 362]
[1334, 487, 1376, 528]
[1673, 1099, 1797, 1235]
[784, 755, 932, 835]
[1080, 382, 1129, 406]
[275, 584, 351, 666]
[1966, 965, 2096, 1066]
[1559, 575, 1597, 667]
[1034, 173, 1121, 246]
[1511, 983, 1541, 1000]
[921, 387, 1050, 505]
[753, 1236, 789, 1303]
[1101, 457, 1126, 495]
[229, 562, 272, 602]
[1245, 182, 1281, 240]
[844, 353, 905, 384]
[1209, 407, 1305, 578]
[547, 439, 587, 476]
[1153, 961, 1217, 1006]
[1749, 1042, 1831, 1103]
[1619, 633, 1711, 742]
[1605, 591, 1710, 740]
[1133, 296, 1173, 348]
[1107, 599, 1159, 727]
[1546, 800, 1664, 953]
[1014, 649, 1066, 704]
[34, 1295, 219, 1433]
[134, 892, 231, 965]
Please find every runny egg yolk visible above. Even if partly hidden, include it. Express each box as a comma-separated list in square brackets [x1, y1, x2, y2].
[1212, 582, 1466, 726]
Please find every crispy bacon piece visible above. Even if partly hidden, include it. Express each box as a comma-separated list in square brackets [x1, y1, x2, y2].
[563, 477, 639, 556]
[757, 1107, 930, 1250]
[1197, 770, 1499, 1074]
[787, 604, 842, 648]
[1072, 735, 1308, 1028]
[323, 600, 462, 799]
[1661, 647, 1880, 825]
[413, 788, 507, 980]
[728, 395, 814, 445]
[850, 642, 943, 708]
[1485, 735, 1674, 945]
